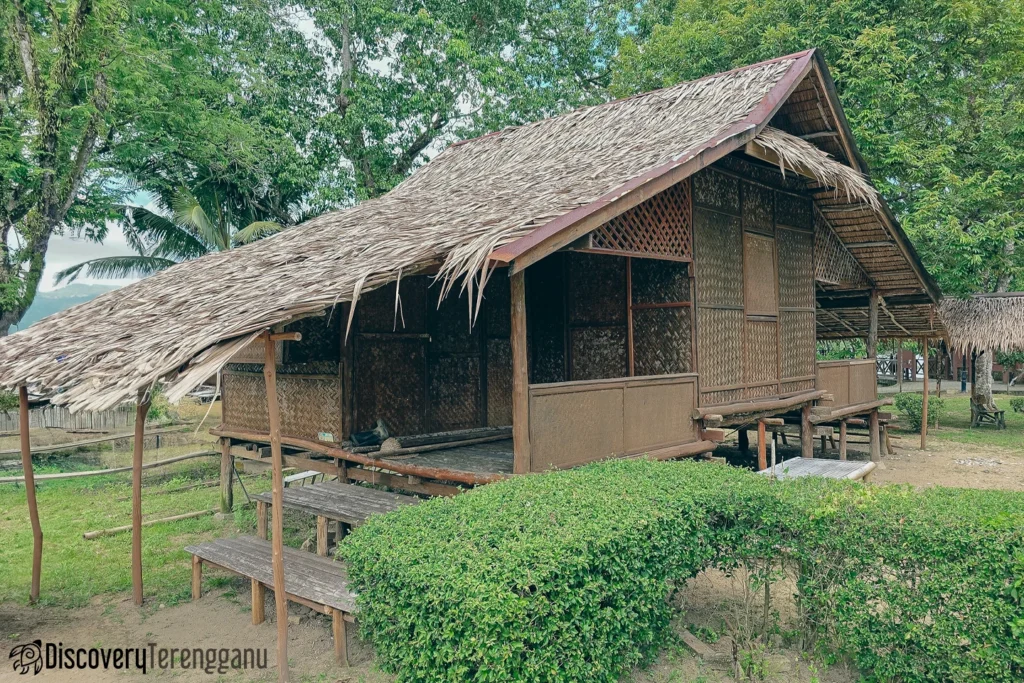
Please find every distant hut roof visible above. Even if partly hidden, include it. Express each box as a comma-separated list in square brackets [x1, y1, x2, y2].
[0, 49, 940, 411]
[939, 293, 1024, 353]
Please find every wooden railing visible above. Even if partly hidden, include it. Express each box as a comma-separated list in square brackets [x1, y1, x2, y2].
[527, 373, 700, 471]
[816, 359, 878, 409]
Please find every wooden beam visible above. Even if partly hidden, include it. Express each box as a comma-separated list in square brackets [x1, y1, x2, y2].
[867, 290, 879, 358]
[132, 388, 150, 606]
[511, 270, 530, 474]
[808, 398, 893, 423]
[219, 438, 233, 514]
[693, 390, 825, 419]
[757, 420, 767, 471]
[801, 403, 813, 459]
[921, 337, 929, 450]
[19, 385, 42, 603]
[263, 333, 289, 683]
[838, 420, 848, 461]
[869, 409, 881, 463]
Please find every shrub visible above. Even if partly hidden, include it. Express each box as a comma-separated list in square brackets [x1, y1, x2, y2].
[893, 392, 944, 431]
[342, 461, 1024, 683]
[1010, 396, 1024, 413]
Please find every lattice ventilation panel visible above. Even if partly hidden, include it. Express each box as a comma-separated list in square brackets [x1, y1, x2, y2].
[591, 180, 692, 260]
[814, 210, 870, 288]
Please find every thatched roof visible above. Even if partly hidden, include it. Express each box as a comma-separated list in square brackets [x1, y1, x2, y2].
[939, 294, 1024, 352]
[0, 49, 937, 410]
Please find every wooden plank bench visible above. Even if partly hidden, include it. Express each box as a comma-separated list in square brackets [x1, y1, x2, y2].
[253, 481, 419, 556]
[186, 536, 356, 666]
[758, 457, 876, 481]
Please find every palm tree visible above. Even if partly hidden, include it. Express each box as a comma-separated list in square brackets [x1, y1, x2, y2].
[55, 188, 288, 284]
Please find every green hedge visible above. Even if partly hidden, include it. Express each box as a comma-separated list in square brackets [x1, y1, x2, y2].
[341, 460, 1024, 682]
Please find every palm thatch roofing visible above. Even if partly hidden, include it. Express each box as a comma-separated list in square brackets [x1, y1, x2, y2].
[939, 293, 1024, 352]
[0, 49, 940, 411]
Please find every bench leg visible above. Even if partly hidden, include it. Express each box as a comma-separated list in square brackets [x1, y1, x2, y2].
[316, 516, 329, 557]
[332, 610, 349, 667]
[191, 556, 203, 600]
[251, 579, 265, 625]
[256, 500, 268, 540]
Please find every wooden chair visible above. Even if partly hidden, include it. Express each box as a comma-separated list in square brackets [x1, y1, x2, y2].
[970, 396, 1006, 429]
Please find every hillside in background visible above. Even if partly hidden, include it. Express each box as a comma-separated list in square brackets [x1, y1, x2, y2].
[15, 284, 120, 331]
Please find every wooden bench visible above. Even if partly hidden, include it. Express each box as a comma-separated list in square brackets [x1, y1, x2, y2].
[253, 481, 419, 556]
[759, 457, 876, 481]
[971, 397, 1006, 429]
[284, 470, 326, 487]
[186, 536, 356, 666]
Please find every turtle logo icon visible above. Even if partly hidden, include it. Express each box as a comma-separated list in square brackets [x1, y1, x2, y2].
[9, 640, 43, 675]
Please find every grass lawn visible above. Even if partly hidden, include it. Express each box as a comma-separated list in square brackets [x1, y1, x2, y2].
[0, 457, 325, 609]
[889, 392, 1024, 450]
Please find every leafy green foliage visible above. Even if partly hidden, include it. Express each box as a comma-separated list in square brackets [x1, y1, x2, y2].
[342, 460, 1024, 682]
[1010, 397, 1024, 413]
[893, 392, 945, 431]
[609, 0, 1024, 297]
[0, 391, 18, 411]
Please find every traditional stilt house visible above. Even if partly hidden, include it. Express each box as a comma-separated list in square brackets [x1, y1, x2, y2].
[0, 49, 945, 679]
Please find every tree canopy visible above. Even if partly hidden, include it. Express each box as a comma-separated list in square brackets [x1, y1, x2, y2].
[611, 0, 1024, 296]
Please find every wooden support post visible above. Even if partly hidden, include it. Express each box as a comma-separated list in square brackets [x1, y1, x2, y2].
[869, 409, 881, 463]
[316, 516, 328, 557]
[256, 500, 268, 540]
[756, 420, 767, 471]
[219, 438, 233, 514]
[737, 428, 749, 453]
[921, 337, 929, 450]
[191, 556, 202, 600]
[867, 290, 879, 358]
[510, 270, 530, 475]
[19, 386, 42, 603]
[820, 433, 827, 453]
[132, 388, 150, 607]
[897, 339, 903, 392]
[801, 403, 813, 458]
[263, 333, 290, 683]
[252, 579, 266, 625]
[332, 610, 349, 667]
[838, 420, 848, 461]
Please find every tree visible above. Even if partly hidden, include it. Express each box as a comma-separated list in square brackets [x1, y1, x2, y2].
[0, 0, 347, 335]
[610, 0, 1024, 403]
[309, 0, 627, 198]
[54, 185, 288, 285]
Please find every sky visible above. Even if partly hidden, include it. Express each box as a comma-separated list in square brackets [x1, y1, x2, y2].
[40, 221, 139, 291]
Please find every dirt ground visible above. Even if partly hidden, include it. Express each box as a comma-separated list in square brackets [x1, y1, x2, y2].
[2, 423, 1020, 682]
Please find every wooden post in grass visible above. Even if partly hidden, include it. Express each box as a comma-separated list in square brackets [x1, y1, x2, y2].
[132, 387, 150, 606]
[756, 420, 767, 471]
[921, 337, 929, 450]
[264, 330, 301, 683]
[19, 385, 42, 603]
[510, 270, 530, 475]
[800, 403, 813, 458]
[219, 437, 233, 514]
[838, 419, 848, 461]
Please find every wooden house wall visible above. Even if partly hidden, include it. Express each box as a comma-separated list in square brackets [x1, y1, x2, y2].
[692, 157, 817, 406]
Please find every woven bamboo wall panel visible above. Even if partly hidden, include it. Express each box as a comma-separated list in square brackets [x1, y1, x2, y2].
[744, 320, 779, 387]
[357, 276, 428, 333]
[780, 311, 816, 379]
[777, 228, 815, 309]
[697, 308, 743, 388]
[570, 327, 627, 381]
[713, 156, 806, 193]
[222, 372, 343, 441]
[429, 288, 479, 354]
[775, 191, 813, 229]
[742, 182, 774, 235]
[743, 233, 778, 316]
[487, 338, 512, 426]
[592, 180, 692, 260]
[692, 168, 740, 214]
[781, 379, 816, 394]
[285, 312, 341, 363]
[744, 384, 778, 399]
[701, 388, 743, 405]
[528, 255, 567, 384]
[231, 339, 281, 364]
[568, 252, 626, 325]
[814, 211, 869, 287]
[633, 308, 692, 375]
[428, 355, 482, 431]
[485, 271, 511, 338]
[694, 209, 743, 306]
[354, 338, 425, 435]
[631, 259, 689, 304]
